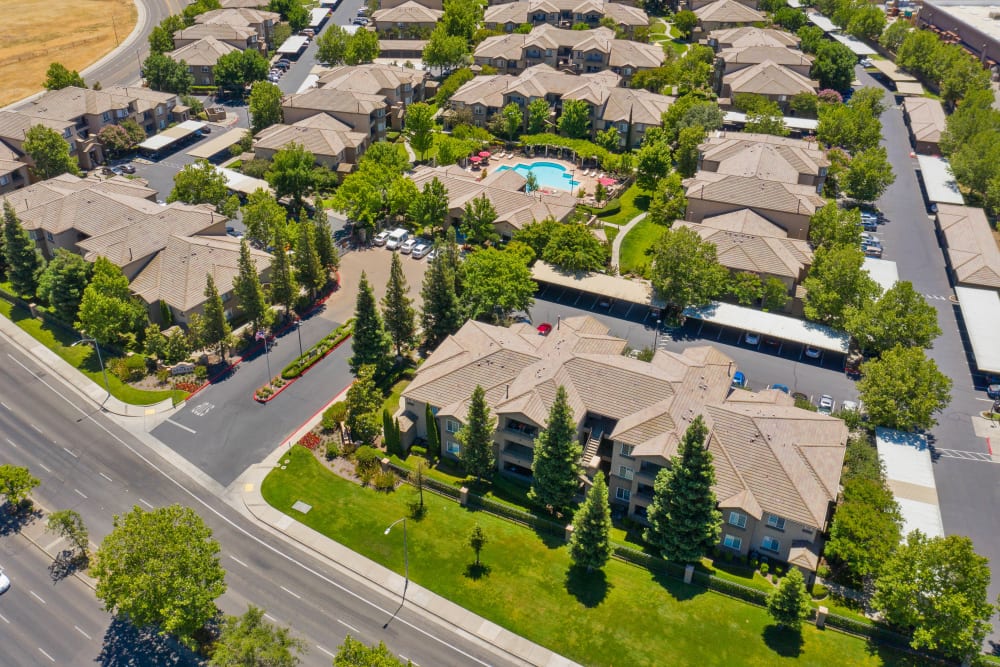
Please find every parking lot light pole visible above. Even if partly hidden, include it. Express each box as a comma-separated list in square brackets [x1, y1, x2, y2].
[382, 517, 408, 628]
[653, 318, 661, 349]
[72, 334, 110, 401]
[295, 318, 304, 357]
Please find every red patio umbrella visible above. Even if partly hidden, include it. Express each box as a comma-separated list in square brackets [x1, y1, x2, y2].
[479, 151, 491, 158]
[469, 156, 482, 163]
[598, 176, 616, 186]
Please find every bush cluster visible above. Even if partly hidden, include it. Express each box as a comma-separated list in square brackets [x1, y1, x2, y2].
[281, 320, 354, 380]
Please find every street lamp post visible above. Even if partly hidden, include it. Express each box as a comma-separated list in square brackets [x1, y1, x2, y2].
[654, 318, 661, 349]
[382, 517, 408, 628]
[72, 334, 110, 401]
[295, 318, 304, 358]
[256, 330, 273, 388]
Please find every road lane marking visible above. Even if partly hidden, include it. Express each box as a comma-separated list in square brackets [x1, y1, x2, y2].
[38, 648, 55, 662]
[74, 488, 88, 499]
[139, 498, 154, 509]
[30, 590, 46, 604]
[230, 555, 249, 568]
[264, 613, 278, 622]
[279, 585, 301, 599]
[30, 423, 43, 433]
[317, 645, 335, 658]
[0, 401, 9, 410]
[337, 619, 359, 634]
[62, 447, 78, 458]
[74, 626, 92, 640]
[99, 472, 113, 482]
[37, 462, 52, 473]
[165, 418, 197, 434]
[3, 351, 493, 667]
[0, 612, 8, 623]
[4, 438, 16, 448]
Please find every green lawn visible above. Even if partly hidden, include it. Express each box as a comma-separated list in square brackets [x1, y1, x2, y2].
[588, 184, 650, 227]
[263, 447, 918, 667]
[619, 217, 666, 277]
[0, 299, 185, 406]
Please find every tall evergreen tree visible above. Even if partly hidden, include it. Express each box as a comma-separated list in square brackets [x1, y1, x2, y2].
[767, 568, 812, 631]
[644, 416, 722, 563]
[293, 221, 324, 298]
[269, 226, 297, 318]
[312, 202, 339, 276]
[457, 385, 496, 481]
[425, 403, 440, 459]
[350, 271, 392, 377]
[3, 202, 44, 298]
[420, 241, 463, 349]
[529, 386, 582, 513]
[233, 239, 271, 333]
[569, 471, 613, 572]
[36, 249, 92, 322]
[381, 252, 416, 356]
[202, 273, 231, 357]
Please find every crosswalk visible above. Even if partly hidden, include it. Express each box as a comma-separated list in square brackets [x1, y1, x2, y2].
[934, 448, 998, 463]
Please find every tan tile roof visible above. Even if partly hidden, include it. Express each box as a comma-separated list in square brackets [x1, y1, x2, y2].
[717, 45, 813, 69]
[450, 74, 515, 109]
[130, 235, 272, 311]
[168, 36, 239, 68]
[903, 96, 946, 146]
[723, 59, 818, 97]
[694, 0, 766, 23]
[18, 87, 127, 121]
[220, 0, 269, 8]
[684, 171, 827, 216]
[708, 26, 800, 49]
[675, 220, 813, 278]
[253, 113, 367, 159]
[699, 132, 829, 183]
[600, 87, 674, 125]
[195, 7, 280, 27]
[474, 25, 662, 69]
[315, 63, 426, 95]
[484, 0, 648, 26]
[3, 173, 156, 218]
[936, 204, 1000, 288]
[283, 88, 386, 116]
[698, 208, 790, 236]
[0, 111, 74, 143]
[174, 23, 257, 43]
[372, 1, 443, 22]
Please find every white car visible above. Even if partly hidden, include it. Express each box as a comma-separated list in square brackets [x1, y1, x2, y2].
[818, 394, 835, 414]
[0, 568, 9, 594]
[841, 400, 860, 413]
[411, 242, 431, 258]
[426, 247, 438, 262]
[804, 346, 822, 359]
[400, 238, 418, 254]
[744, 332, 760, 346]
[373, 230, 390, 246]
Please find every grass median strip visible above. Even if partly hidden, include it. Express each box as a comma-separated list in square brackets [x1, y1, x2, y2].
[263, 446, 918, 667]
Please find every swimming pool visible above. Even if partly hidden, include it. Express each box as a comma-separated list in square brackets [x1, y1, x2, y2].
[495, 161, 580, 191]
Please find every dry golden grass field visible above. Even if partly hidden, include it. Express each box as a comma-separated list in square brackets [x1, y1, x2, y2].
[0, 0, 138, 107]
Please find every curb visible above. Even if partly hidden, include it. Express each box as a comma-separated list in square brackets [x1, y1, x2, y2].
[16, 500, 98, 593]
[253, 333, 353, 404]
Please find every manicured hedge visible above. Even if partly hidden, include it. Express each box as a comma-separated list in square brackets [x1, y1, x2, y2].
[281, 319, 354, 380]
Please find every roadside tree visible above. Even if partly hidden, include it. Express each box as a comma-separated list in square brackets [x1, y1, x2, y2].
[842, 146, 895, 202]
[334, 636, 406, 666]
[802, 244, 880, 328]
[857, 345, 952, 431]
[3, 202, 45, 298]
[846, 280, 941, 354]
[269, 226, 297, 317]
[811, 40, 856, 90]
[468, 525, 487, 566]
[420, 241, 463, 347]
[142, 53, 194, 94]
[46, 509, 89, 556]
[148, 15, 186, 54]
[345, 365, 382, 445]
[808, 202, 861, 249]
[351, 272, 392, 376]
[381, 253, 416, 356]
[293, 221, 325, 298]
[36, 249, 92, 322]
[0, 464, 40, 508]
[76, 257, 148, 348]
[210, 605, 305, 667]
[232, 239, 272, 333]
[202, 273, 231, 357]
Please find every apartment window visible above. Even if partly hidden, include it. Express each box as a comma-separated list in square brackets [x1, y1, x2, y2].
[46, 231, 54, 242]
[202, 66, 210, 73]
[723, 534, 742, 550]
[615, 487, 631, 502]
[446, 441, 461, 454]
[619, 443, 634, 458]
[63, 128, 73, 138]
[761, 536, 780, 553]
[159, 119, 167, 129]
[101, 111, 110, 122]
[618, 465, 634, 481]
[0, 175, 9, 186]
[157, 106, 164, 116]
[445, 419, 460, 434]
[728, 511, 747, 529]
[766, 514, 786, 531]
[222, 291, 232, 303]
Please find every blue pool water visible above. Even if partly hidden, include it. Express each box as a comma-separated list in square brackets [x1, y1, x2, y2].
[495, 161, 580, 191]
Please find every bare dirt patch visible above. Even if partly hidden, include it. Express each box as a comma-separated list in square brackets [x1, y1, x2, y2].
[0, 0, 138, 107]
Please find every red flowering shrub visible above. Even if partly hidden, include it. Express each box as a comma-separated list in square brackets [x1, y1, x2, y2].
[298, 432, 321, 450]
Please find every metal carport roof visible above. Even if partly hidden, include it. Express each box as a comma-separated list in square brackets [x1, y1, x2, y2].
[876, 428, 944, 540]
[955, 286, 1000, 374]
[683, 301, 850, 353]
[138, 120, 206, 151]
[916, 155, 965, 205]
[187, 128, 247, 159]
[829, 32, 877, 56]
[532, 262, 666, 307]
[277, 36, 309, 54]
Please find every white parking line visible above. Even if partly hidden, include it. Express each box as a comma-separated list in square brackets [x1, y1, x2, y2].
[74, 625, 92, 640]
[99, 472, 113, 482]
[337, 619, 359, 634]
[264, 613, 279, 623]
[4, 438, 16, 448]
[0, 401, 9, 410]
[0, 612, 9, 623]
[230, 555, 248, 568]
[30, 590, 46, 604]
[30, 423, 43, 434]
[37, 462, 52, 473]
[316, 645, 335, 658]
[74, 488, 88, 499]
[165, 418, 197, 434]
[139, 498, 154, 509]
[38, 648, 55, 662]
[279, 585, 301, 599]
[62, 447, 78, 458]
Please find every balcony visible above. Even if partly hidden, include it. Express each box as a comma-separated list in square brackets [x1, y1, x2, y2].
[502, 441, 534, 466]
[504, 421, 538, 440]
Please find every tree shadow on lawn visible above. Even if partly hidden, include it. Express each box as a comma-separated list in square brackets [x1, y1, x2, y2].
[649, 568, 703, 603]
[564, 565, 611, 608]
[97, 615, 201, 667]
[464, 562, 491, 580]
[763, 624, 804, 658]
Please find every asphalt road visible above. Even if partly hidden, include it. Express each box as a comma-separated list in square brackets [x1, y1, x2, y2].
[0, 342, 524, 667]
[277, 0, 370, 96]
[81, 0, 182, 89]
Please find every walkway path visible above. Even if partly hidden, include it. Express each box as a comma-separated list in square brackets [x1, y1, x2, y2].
[610, 211, 647, 268]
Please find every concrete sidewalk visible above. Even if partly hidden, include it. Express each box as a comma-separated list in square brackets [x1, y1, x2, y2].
[610, 212, 647, 268]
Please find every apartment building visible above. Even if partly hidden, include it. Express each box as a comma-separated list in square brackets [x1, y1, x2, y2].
[253, 113, 370, 173]
[483, 0, 649, 37]
[168, 36, 240, 87]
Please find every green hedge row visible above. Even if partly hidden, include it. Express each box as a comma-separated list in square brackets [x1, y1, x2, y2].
[281, 319, 354, 380]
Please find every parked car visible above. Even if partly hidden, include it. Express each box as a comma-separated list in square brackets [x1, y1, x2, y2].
[0, 568, 9, 594]
[841, 399, 860, 413]
[537, 323, 553, 336]
[351, 16, 369, 25]
[373, 230, 390, 246]
[357, 7, 369, 15]
[744, 332, 760, 346]
[864, 244, 883, 258]
[818, 394, 835, 414]
[860, 57, 873, 68]
[987, 383, 1000, 399]
[426, 247, 438, 262]
[732, 371, 746, 388]
[118, 163, 136, 174]
[400, 238, 418, 254]
[804, 346, 821, 359]
[411, 241, 431, 258]
[771, 383, 790, 394]
[278, 58, 292, 67]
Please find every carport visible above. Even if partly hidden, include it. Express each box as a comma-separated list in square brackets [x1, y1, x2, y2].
[138, 120, 206, 156]
[187, 128, 247, 160]
[531, 262, 665, 314]
[682, 301, 850, 354]
[217, 167, 272, 196]
[955, 286, 1000, 375]
[277, 36, 309, 57]
[869, 58, 918, 83]
[916, 155, 965, 205]
[863, 257, 898, 293]
[829, 32, 876, 56]
[876, 428, 944, 540]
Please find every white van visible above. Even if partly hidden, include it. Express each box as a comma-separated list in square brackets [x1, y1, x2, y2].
[385, 228, 409, 250]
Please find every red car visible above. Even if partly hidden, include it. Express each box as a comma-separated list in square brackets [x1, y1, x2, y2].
[537, 323, 553, 336]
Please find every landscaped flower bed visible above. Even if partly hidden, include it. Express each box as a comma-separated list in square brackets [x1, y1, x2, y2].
[298, 432, 322, 450]
[254, 376, 287, 402]
[281, 319, 354, 380]
[173, 381, 202, 393]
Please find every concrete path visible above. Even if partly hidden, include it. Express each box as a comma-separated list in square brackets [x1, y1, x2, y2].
[610, 211, 648, 269]
[403, 139, 416, 162]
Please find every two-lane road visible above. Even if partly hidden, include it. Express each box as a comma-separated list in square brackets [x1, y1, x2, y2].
[81, 0, 184, 88]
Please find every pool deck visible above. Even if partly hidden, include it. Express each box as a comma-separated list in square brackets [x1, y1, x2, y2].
[470, 154, 619, 201]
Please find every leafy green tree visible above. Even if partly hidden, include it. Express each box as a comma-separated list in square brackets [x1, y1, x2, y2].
[409, 178, 449, 236]
[512, 217, 557, 258]
[350, 272, 392, 376]
[675, 45, 716, 94]
[846, 4, 885, 40]
[36, 248, 91, 322]
[673, 10, 698, 38]
[635, 135, 672, 192]
[542, 221, 608, 272]
[0, 464, 40, 507]
[872, 532, 995, 662]
[381, 253, 416, 356]
[842, 146, 895, 202]
[817, 101, 882, 154]
[939, 47, 991, 107]
[346, 28, 380, 65]
[346, 365, 382, 444]
[149, 15, 186, 54]
[661, 94, 724, 142]
[811, 40, 856, 91]
[846, 281, 940, 355]
[647, 171, 688, 226]
[526, 98, 551, 134]
[745, 101, 789, 137]
[650, 225, 729, 309]
[202, 273, 231, 356]
[317, 24, 349, 65]
[210, 605, 305, 667]
[802, 244, 880, 328]
[569, 472, 613, 572]
[233, 239, 271, 333]
[420, 241, 463, 348]
[761, 276, 789, 312]
[825, 477, 902, 587]
[423, 26, 468, 72]
[3, 202, 44, 298]
[184, 0, 222, 23]
[767, 569, 812, 631]
[808, 202, 861, 249]
[728, 271, 763, 306]
[595, 126, 620, 153]
[425, 403, 441, 457]
[293, 218, 325, 298]
[457, 385, 496, 481]
[76, 257, 147, 348]
[529, 386, 582, 513]
[98, 123, 141, 157]
[404, 102, 435, 160]
[498, 102, 523, 142]
[461, 194, 499, 246]
[47, 509, 89, 555]
[44, 62, 85, 90]
[644, 416, 721, 563]
[334, 636, 407, 667]
[459, 247, 535, 322]
[265, 142, 316, 208]
[248, 81, 283, 134]
[312, 203, 338, 277]
[558, 99, 591, 139]
[879, 19, 910, 52]
[142, 53, 194, 94]
[675, 125, 704, 178]
[858, 345, 952, 430]
[949, 130, 1000, 197]
[437, 68, 474, 103]
[468, 525, 487, 565]
[23, 124, 80, 179]
[268, 226, 297, 318]
[774, 7, 807, 31]
[269, 0, 308, 31]
[796, 25, 825, 54]
[168, 160, 234, 214]
[242, 190, 287, 245]
[214, 48, 269, 95]
[896, 29, 942, 81]
[382, 409, 399, 456]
